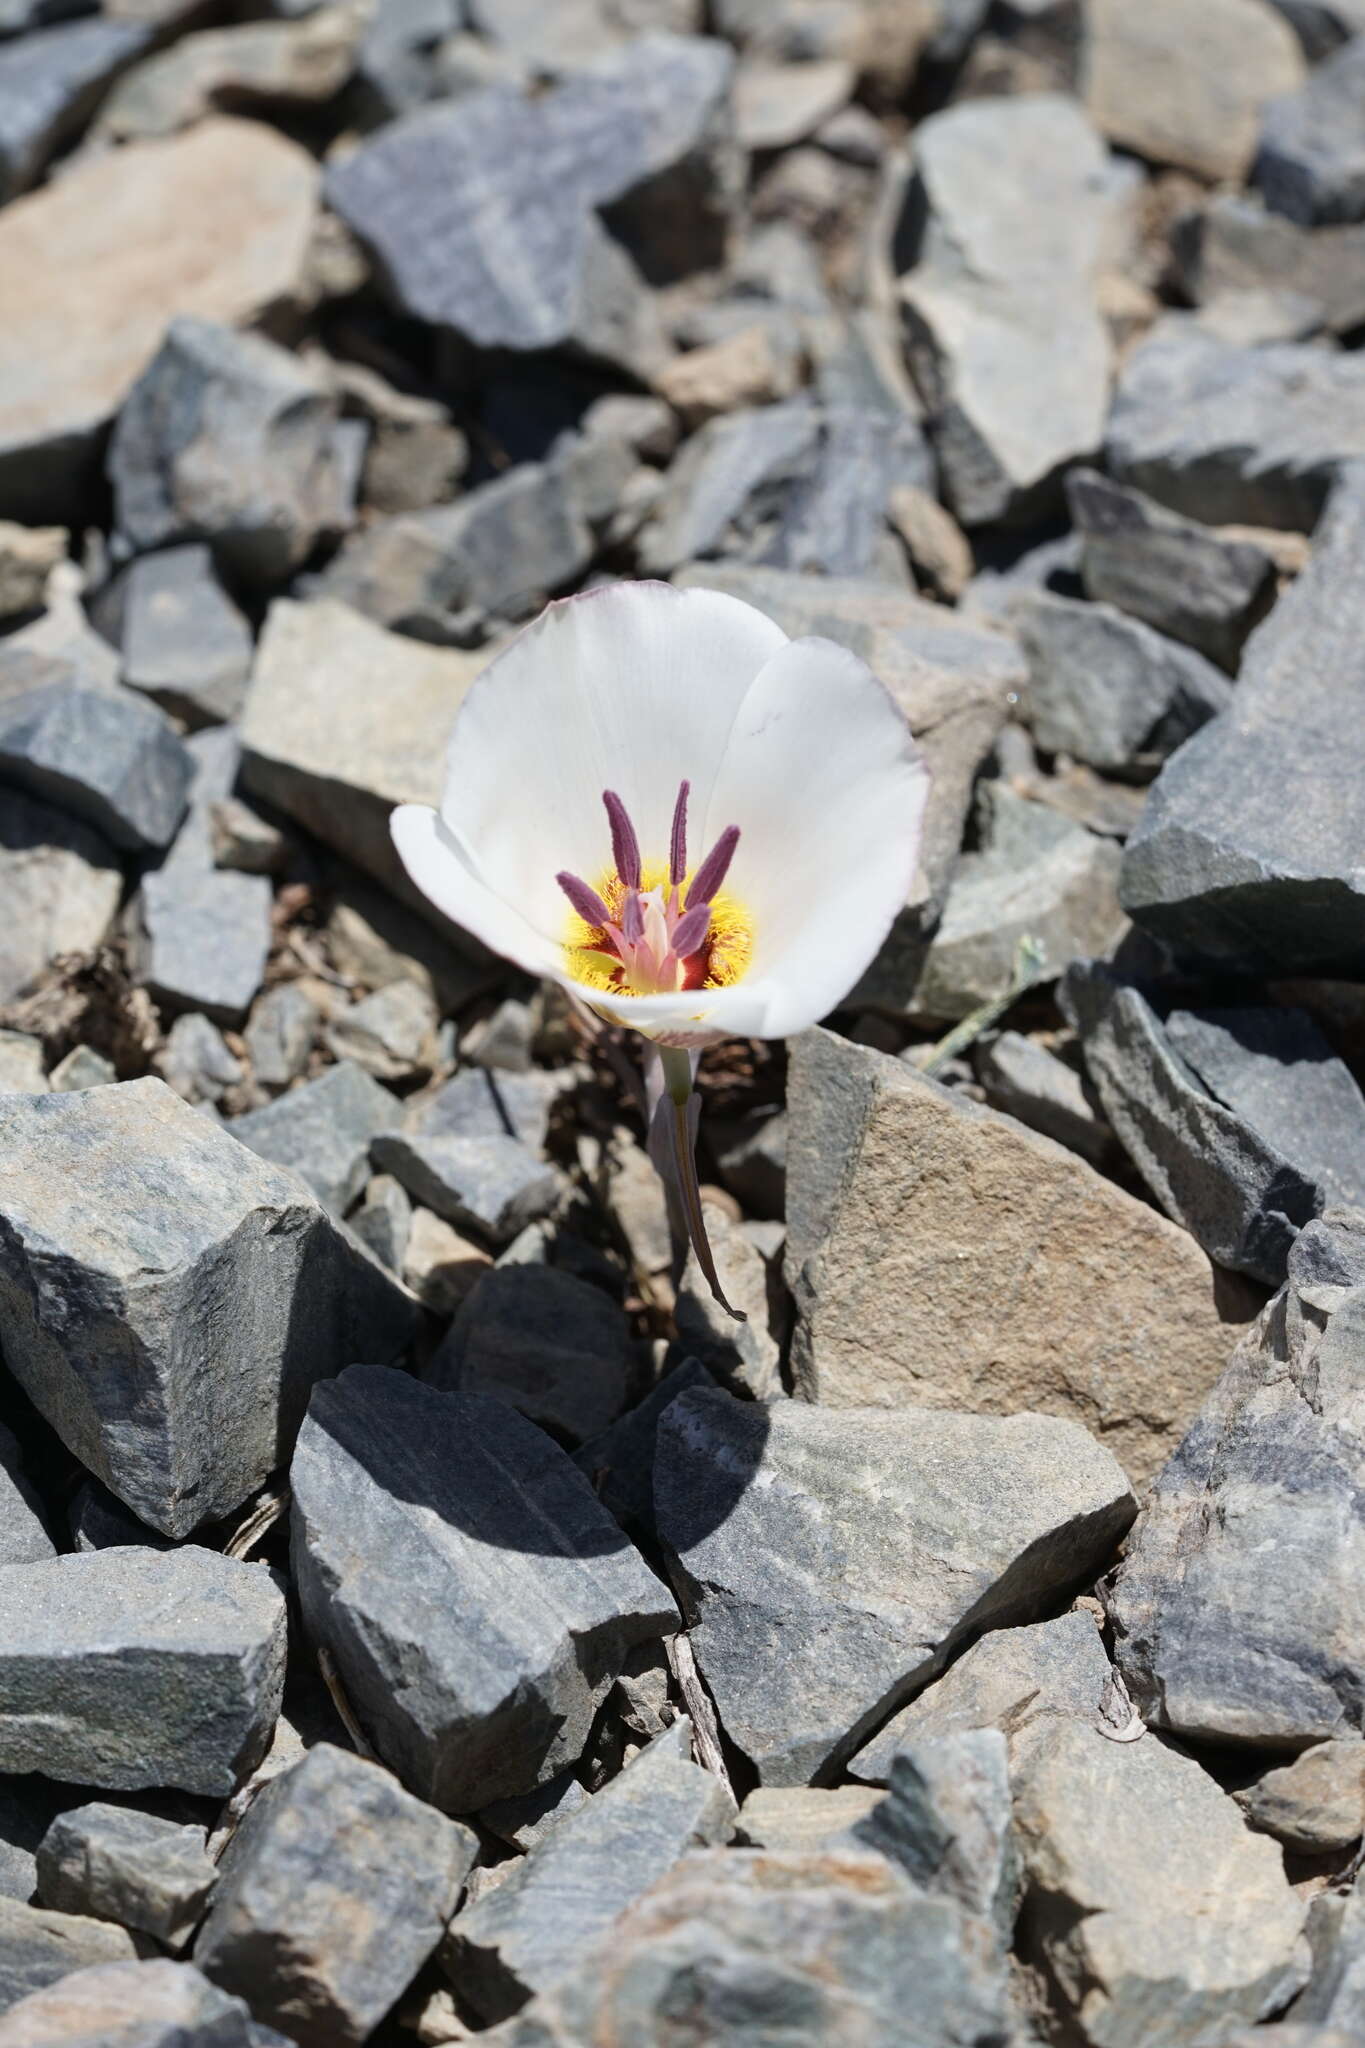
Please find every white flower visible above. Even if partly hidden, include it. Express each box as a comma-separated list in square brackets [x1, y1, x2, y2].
[391, 579, 929, 1049]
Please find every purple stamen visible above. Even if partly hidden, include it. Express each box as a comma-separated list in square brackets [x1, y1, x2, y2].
[556, 870, 612, 929]
[670, 901, 711, 958]
[602, 789, 641, 890]
[621, 889, 645, 945]
[685, 824, 740, 909]
[669, 779, 690, 889]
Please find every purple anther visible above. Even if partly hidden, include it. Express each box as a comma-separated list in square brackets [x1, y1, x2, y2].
[556, 870, 612, 929]
[669, 779, 690, 889]
[685, 824, 740, 909]
[602, 789, 641, 890]
[670, 901, 711, 958]
[621, 889, 646, 945]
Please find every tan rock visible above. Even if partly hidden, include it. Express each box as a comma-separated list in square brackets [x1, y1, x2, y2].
[0, 118, 318, 522]
[655, 324, 802, 427]
[0, 522, 65, 621]
[94, 6, 364, 142]
[885, 484, 972, 601]
[403, 1207, 491, 1318]
[1083, 0, 1304, 184]
[1233, 1737, 1365, 1853]
[786, 1029, 1259, 1490]
[735, 1783, 881, 1852]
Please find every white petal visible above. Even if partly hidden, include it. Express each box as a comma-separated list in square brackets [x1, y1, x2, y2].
[701, 635, 929, 1037]
[554, 972, 783, 1046]
[391, 805, 560, 977]
[438, 582, 788, 935]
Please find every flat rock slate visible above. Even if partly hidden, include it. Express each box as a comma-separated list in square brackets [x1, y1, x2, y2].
[290, 1365, 677, 1813]
[653, 1384, 1134, 1785]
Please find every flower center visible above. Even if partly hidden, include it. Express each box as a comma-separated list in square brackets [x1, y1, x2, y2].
[556, 782, 753, 999]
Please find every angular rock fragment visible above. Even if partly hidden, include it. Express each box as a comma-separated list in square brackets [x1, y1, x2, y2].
[0, 650, 192, 854]
[1014, 1722, 1307, 2045]
[94, 6, 361, 142]
[1107, 1210, 1365, 1750]
[229, 1059, 399, 1215]
[1234, 1738, 1365, 1852]
[639, 400, 821, 574]
[136, 863, 271, 1027]
[654, 1385, 1133, 1784]
[1295, 1878, 1365, 2033]
[1107, 322, 1365, 529]
[37, 1804, 217, 1949]
[244, 984, 317, 1091]
[48, 1044, 116, 1091]
[372, 1129, 562, 1247]
[109, 320, 341, 587]
[0, 520, 65, 622]
[0, 17, 149, 204]
[1120, 459, 1365, 975]
[0, 1546, 285, 1796]
[476, 1850, 1010, 2047]
[897, 94, 1111, 524]
[0, 1901, 138, 2018]
[0, 1078, 414, 1535]
[290, 1365, 677, 1810]
[734, 1784, 882, 1853]
[1062, 966, 1321, 1286]
[1066, 466, 1276, 672]
[106, 544, 253, 728]
[0, 1419, 54, 1565]
[196, 1744, 474, 2048]
[976, 1031, 1109, 1167]
[325, 980, 439, 1084]
[1257, 31, 1365, 224]
[0, 1957, 291, 2048]
[786, 1030, 1256, 1489]
[429, 1266, 632, 1446]
[906, 784, 1126, 1022]
[849, 1610, 1114, 1782]
[444, 1722, 735, 2022]
[1173, 191, 1365, 338]
[675, 1201, 780, 1397]
[1012, 589, 1232, 772]
[0, 119, 318, 524]
[1082, 0, 1303, 181]
[411, 1066, 570, 1155]
[0, 792, 121, 1004]
[0, 1028, 46, 1092]
[854, 1728, 1016, 1939]
[241, 599, 485, 910]
[760, 405, 934, 583]
[159, 1012, 242, 1107]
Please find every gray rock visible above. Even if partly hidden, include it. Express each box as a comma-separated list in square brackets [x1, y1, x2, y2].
[0, 1420, 54, 1564]
[209, 795, 287, 876]
[0, 1546, 285, 1797]
[314, 458, 595, 637]
[462, 996, 534, 1074]
[47, 1044, 115, 1091]
[898, 94, 1111, 524]
[474, 1848, 1010, 2048]
[0, 1029, 45, 1092]
[480, 1771, 589, 1855]
[758, 404, 934, 582]
[1257, 32, 1365, 224]
[1119, 459, 1365, 975]
[349, 1173, 412, 1274]
[372, 1129, 563, 1248]
[0, 1078, 414, 1536]
[195, 1743, 474, 2048]
[37, 1804, 216, 1949]
[0, 649, 191, 854]
[68, 1480, 171, 1555]
[573, 1358, 717, 1537]
[229, 1060, 400, 1215]
[290, 1364, 677, 1811]
[976, 1030, 1109, 1167]
[1265, 0, 1365, 56]
[734, 1783, 882, 1853]
[638, 399, 821, 574]
[0, 18, 148, 203]
[0, 791, 122, 1003]
[0, 1957, 292, 2047]
[1107, 321, 1365, 529]
[1107, 1209, 1365, 1750]
[159, 1012, 243, 1106]
[244, 983, 317, 1091]
[1295, 1878, 1365, 2032]
[848, 1610, 1114, 1783]
[654, 1385, 1134, 1785]
[675, 1201, 781, 1398]
[1233, 1738, 1365, 1851]
[1062, 965, 1320, 1286]
[109, 544, 253, 728]
[1174, 191, 1365, 339]
[1012, 588, 1233, 772]
[907, 784, 1126, 1023]
[0, 1900, 139, 2018]
[411, 1066, 570, 1155]
[444, 1722, 735, 2022]
[109, 319, 341, 587]
[1015, 1721, 1307, 2046]
[1066, 465, 1276, 672]
[134, 862, 271, 1027]
[429, 1265, 632, 1446]
[853, 1727, 1016, 1940]
[325, 979, 439, 1084]
[1166, 1004, 1365, 1213]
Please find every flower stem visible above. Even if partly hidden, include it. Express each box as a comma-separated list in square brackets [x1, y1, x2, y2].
[643, 1044, 746, 1324]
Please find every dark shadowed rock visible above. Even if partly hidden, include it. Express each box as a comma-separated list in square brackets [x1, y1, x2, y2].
[1172, 191, 1365, 337]
[0, 1546, 285, 1797]
[196, 1744, 475, 2048]
[290, 1365, 677, 1811]
[0, 1078, 414, 1536]
[654, 1385, 1133, 1784]
[0, 1420, 54, 1564]
[1257, 32, 1365, 224]
[0, 17, 149, 204]
[429, 1265, 633, 1446]
[573, 1358, 717, 1537]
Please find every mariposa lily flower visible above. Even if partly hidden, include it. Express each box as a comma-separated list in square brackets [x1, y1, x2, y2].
[392, 580, 928, 1316]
